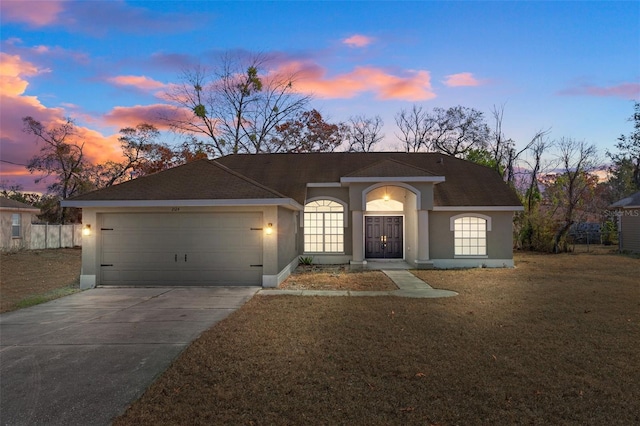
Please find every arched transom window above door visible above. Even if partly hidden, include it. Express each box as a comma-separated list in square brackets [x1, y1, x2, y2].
[303, 200, 344, 253]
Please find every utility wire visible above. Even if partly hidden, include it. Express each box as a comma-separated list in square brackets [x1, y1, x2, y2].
[0, 159, 28, 167]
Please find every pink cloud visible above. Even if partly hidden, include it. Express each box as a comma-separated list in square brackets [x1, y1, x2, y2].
[0, 53, 40, 96]
[0, 0, 65, 26]
[343, 34, 374, 48]
[29, 44, 90, 64]
[0, 52, 126, 192]
[558, 82, 640, 100]
[443, 72, 482, 87]
[271, 61, 436, 101]
[107, 75, 167, 91]
[103, 104, 190, 130]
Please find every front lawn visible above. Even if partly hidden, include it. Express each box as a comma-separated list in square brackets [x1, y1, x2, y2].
[0, 248, 81, 313]
[114, 251, 639, 425]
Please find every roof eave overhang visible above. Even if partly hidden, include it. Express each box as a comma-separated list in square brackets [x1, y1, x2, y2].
[432, 206, 524, 212]
[0, 207, 40, 213]
[61, 198, 303, 211]
[340, 176, 445, 183]
[608, 204, 640, 209]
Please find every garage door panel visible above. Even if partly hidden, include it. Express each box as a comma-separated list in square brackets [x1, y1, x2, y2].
[185, 252, 261, 268]
[100, 212, 263, 286]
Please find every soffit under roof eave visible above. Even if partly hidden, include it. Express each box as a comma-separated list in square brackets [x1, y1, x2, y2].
[61, 198, 303, 211]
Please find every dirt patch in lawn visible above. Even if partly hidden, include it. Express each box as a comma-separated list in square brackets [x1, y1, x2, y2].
[0, 248, 82, 313]
[277, 265, 398, 291]
[114, 251, 639, 425]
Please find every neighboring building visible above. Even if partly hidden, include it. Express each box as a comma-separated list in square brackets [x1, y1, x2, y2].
[0, 197, 40, 251]
[63, 152, 523, 289]
[609, 191, 640, 253]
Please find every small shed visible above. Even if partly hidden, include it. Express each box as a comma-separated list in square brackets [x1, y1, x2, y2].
[609, 191, 640, 253]
[0, 197, 40, 251]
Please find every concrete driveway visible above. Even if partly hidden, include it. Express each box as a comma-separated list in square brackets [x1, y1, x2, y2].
[0, 286, 258, 426]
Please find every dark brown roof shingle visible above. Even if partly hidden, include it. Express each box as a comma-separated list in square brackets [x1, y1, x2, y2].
[0, 197, 39, 210]
[217, 152, 521, 207]
[68, 152, 522, 207]
[68, 159, 286, 201]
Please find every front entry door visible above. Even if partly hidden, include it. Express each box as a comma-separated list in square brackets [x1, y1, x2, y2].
[365, 216, 403, 259]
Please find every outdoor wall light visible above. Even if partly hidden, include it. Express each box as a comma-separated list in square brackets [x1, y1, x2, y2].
[82, 224, 91, 236]
[265, 223, 273, 235]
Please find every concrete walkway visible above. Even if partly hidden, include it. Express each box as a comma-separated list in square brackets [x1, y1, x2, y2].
[0, 286, 258, 426]
[259, 270, 458, 298]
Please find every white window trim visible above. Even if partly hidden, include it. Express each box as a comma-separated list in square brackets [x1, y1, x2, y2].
[449, 213, 492, 232]
[11, 213, 21, 238]
[301, 196, 348, 228]
[303, 198, 346, 254]
[450, 213, 490, 258]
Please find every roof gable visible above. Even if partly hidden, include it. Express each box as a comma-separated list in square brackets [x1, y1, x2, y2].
[344, 158, 436, 178]
[218, 152, 521, 207]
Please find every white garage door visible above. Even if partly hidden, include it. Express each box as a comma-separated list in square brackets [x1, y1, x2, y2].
[99, 212, 263, 286]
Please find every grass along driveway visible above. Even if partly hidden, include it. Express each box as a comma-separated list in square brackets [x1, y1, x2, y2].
[114, 252, 639, 425]
[0, 248, 81, 313]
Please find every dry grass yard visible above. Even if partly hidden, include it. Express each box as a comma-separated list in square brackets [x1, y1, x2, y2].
[114, 251, 639, 425]
[0, 248, 81, 313]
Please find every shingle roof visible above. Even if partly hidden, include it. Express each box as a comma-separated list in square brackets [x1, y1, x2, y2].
[217, 152, 522, 207]
[68, 159, 287, 201]
[0, 197, 39, 211]
[68, 152, 522, 207]
[344, 158, 436, 178]
[609, 191, 640, 208]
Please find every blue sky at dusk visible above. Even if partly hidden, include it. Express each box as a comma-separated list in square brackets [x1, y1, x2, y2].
[1, 0, 638, 192]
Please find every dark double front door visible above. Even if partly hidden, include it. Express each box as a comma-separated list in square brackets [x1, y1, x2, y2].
[365, 216, 403, 259]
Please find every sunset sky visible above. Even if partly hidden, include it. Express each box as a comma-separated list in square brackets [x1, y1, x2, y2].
[1, 1, 639, 193]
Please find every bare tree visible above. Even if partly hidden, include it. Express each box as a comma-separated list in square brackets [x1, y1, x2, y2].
[94, 123, 161, 187]
[346, 115, 384, 152]
[164, 52, 311, 156]
[23, 116, 89, 223]
[395, 105, 433, 152]
[548, 138, 599, 253]
[426, 106, 490, 156]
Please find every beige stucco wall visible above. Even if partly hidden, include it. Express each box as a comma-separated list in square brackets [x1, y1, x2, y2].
[403, 191, 418, 263]
[620, 209, 640, 253]
[429, 210, 516, 266]
[0, 211, 37, 251]
[277, 207, 298, 270]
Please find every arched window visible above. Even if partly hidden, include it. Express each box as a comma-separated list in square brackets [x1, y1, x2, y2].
[452, 215, 488, 256]
[304, 200, 344, 253]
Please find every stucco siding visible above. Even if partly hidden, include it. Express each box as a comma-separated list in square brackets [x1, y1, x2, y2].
[429, 211, 515, 261]
[0, 211, 37, 250]
[620, 210, 640, 253]
[404, 194, 418, 263]
[277, 207, 298, 270]
[306, 187, 349, 205]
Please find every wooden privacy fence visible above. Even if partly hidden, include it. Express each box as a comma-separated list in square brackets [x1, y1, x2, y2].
[29, 224, 83, 249]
